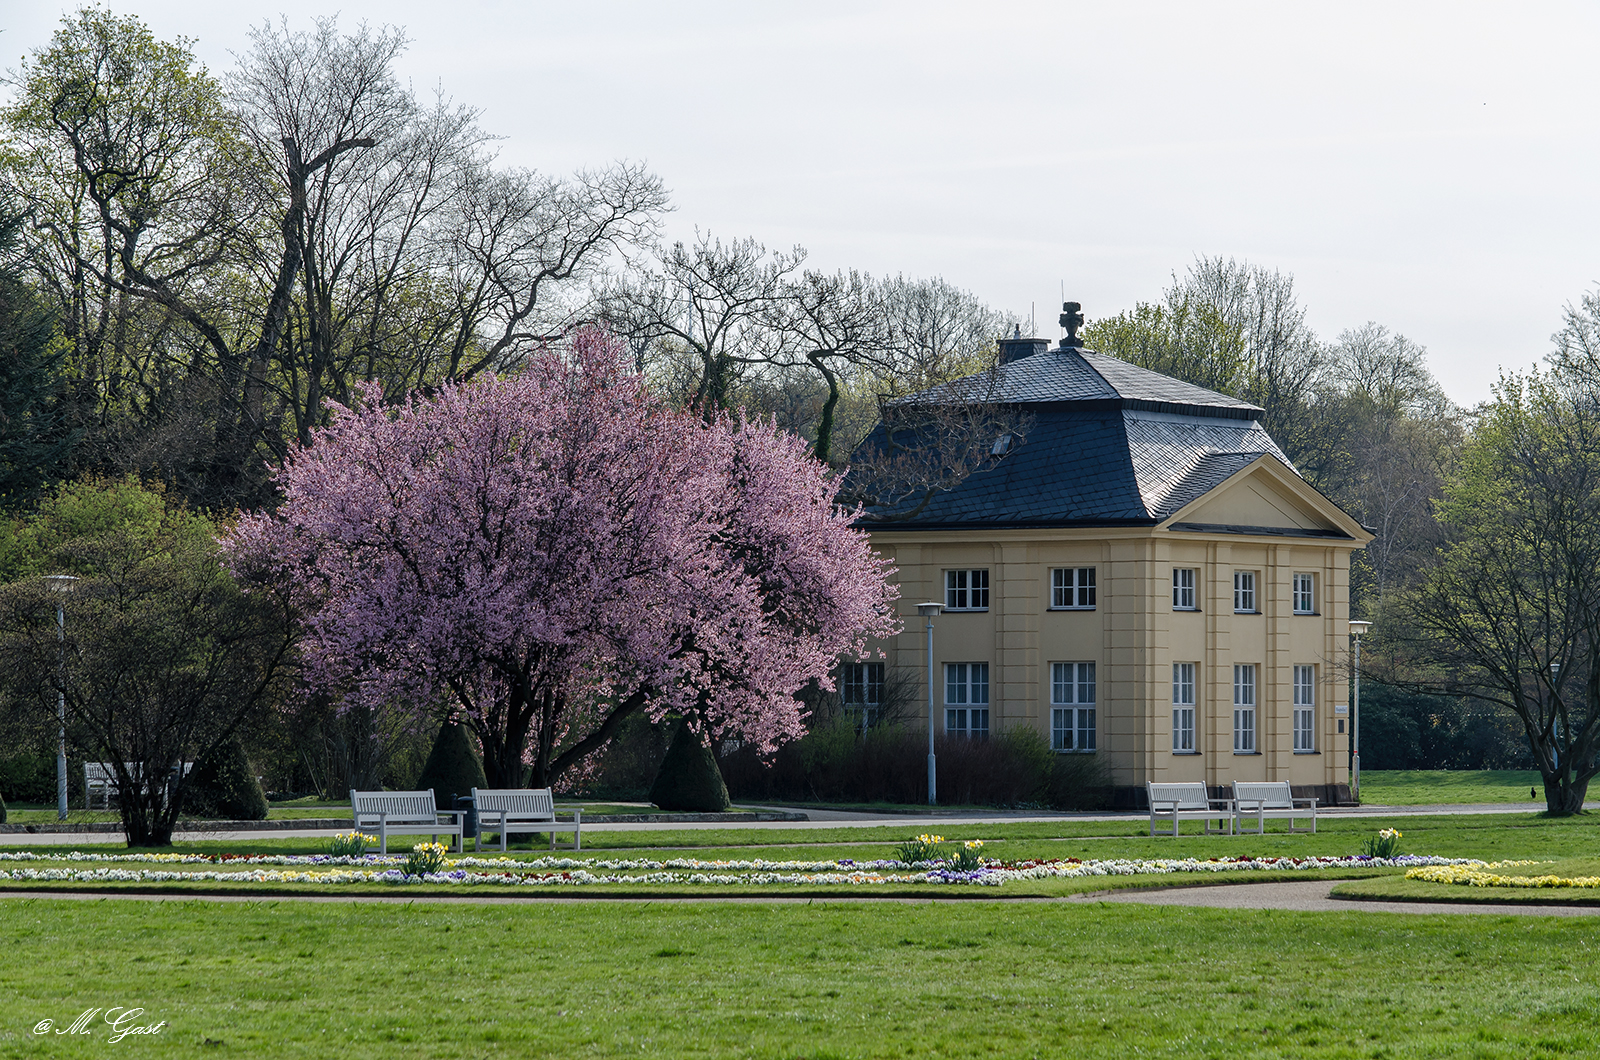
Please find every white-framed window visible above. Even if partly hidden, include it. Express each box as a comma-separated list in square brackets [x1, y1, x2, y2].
[1293, 664, 1316, 752]
[1050, 662, 1096, 752]
[1293, 572, 1317, 615]
[1050, 567, 1096, 609]
[945, 662, 989, 739]
[1173, 568, 1197, 610]
[842, 662, 885, 724]
[1233, 663, 1256, 752]
[944, 569, 989, 611]
[1172, 662, 1196, 752]
[1233, 571, 1257, 613]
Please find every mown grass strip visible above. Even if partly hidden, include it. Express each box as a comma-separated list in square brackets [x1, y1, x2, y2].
[5, 896, 1599, 1058]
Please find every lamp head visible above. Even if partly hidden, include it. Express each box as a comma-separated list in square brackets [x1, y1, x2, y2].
[915, 602, 943, 618]
[1348, 620, 1372, 637]
[43, 574, 79, 593]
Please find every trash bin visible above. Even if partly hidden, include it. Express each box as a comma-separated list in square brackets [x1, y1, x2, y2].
[454, 795, 477, 839]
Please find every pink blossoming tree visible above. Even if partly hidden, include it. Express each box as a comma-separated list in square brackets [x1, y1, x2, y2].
[224, 328, 900, 788]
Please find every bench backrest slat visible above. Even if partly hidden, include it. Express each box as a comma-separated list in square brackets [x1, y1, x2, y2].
[351, 789, 439, 824]
[1146, 781, 1212, 810]
[473, 788, 555, 816]
[1233, 781, 1294, 808]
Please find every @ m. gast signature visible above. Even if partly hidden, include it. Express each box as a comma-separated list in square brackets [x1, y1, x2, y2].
[34, 1008, 166, 1043]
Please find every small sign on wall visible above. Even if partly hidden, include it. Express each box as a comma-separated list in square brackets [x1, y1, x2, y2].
[1334, 704, 1348, 714]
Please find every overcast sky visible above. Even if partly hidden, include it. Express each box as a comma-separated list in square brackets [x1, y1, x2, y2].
[6, 1, 1599, 406]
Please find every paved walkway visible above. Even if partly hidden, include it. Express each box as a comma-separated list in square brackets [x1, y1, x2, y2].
[1068, 879, 1600, 916]
[1, 800, 1589, 846]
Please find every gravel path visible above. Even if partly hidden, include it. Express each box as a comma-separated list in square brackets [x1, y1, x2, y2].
[1069, 879, 1600, 916]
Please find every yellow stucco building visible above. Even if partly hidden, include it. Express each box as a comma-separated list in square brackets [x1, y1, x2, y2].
[852, 329, 1371, 807]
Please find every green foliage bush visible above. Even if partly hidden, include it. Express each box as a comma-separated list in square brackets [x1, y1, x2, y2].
[414, 719, 488, 808]
[0, 752, 58, 804]
[561, 712, 675, 799]
[1361, 682, 1531, 770]
[182, 738, 269, 820]
[649, 722, 731, 812]
[720, 720, 1111, 809]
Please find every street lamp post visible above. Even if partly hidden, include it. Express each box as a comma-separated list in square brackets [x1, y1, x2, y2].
[1349, 620, 1371, 804]
[44, 575, 79, 820]
[917, 602, 942, 806]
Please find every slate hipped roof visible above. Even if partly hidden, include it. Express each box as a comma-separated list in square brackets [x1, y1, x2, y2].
[900, 346, 1263, 418]
[853, 345, 1326, 532]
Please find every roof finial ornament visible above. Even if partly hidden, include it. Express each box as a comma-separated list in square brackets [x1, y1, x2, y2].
[1059, 301, 1084, 349]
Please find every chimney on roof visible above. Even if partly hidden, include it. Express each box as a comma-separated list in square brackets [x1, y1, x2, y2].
[1059, 301, 1085, 349]
[998, 323, 1049, 364]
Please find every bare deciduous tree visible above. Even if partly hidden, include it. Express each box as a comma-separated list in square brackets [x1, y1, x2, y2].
[602, 232, 804, 416]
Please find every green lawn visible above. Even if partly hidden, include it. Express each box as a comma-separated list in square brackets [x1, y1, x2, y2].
[3, 896, 1598, 1058]
[5, 812, 1600, 1055]
[1358, 769, 1552, 805]
[8, 809, 1600, 861]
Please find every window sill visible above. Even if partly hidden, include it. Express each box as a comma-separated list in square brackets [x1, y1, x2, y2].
[1173, 607, 1200, 613]
[942, 608, 989, 613]
[1233, 610, 1261, 615]
[1232, 751, 1261, 756]
[1047, 606, 1096, 612]
[1293, 750, 1320, 755]
[1054, 749, 1097, 755]
[1171, 751, 1201, 756]
[1293, 611, 1320, 617]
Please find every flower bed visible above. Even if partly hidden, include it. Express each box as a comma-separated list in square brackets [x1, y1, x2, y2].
[1404, 861, 1592, 889]
[0, 850, 1482, 889]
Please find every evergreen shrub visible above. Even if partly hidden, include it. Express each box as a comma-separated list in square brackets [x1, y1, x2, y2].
[649, 722, 731, 812]
[414, 719, 487, 808]
[183, 738, 269, 820]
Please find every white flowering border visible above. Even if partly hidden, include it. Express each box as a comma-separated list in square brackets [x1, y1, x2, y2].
[0, 851, 1486, 889]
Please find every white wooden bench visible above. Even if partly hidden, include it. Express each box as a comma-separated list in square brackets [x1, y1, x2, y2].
[471, 788, 582, 852]
[1232, 781, 1317, 834]
[1147, 781, 1235, 837]
[85, 762, 117, 810]
[86, 761, 193, 810]
[350, 789, 464, 854]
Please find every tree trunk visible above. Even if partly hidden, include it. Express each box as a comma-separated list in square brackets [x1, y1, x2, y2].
[119, 776, 179, 847]
[811, 355, 840, 465]
[1541, 771, 1590, 816]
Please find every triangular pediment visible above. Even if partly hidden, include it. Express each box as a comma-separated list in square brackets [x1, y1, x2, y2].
[1162, 457, 1371, 542]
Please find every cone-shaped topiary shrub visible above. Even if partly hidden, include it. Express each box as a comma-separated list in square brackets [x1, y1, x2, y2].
[415, 718, 488, 808]
[183, 738, 269, 820]
[649, 721, 730, 812]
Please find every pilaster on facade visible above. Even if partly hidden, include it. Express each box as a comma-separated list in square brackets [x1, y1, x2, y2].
[998, 542, 1038, 729]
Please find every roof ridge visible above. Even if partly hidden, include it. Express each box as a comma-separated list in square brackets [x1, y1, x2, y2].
[1070, 346, 1118, 392]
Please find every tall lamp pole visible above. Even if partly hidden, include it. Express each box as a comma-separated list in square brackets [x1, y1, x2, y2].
[44, 575, 79, 820]
[917, 602, 942, 806]
[1349, 620, 1371, 804]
